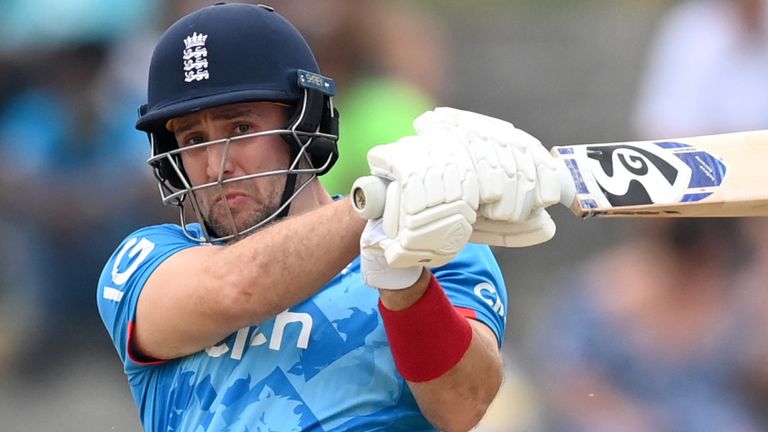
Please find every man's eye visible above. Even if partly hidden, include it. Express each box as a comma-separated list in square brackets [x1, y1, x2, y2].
[182, 136, 205, 147]
[235, 124, 251, 135]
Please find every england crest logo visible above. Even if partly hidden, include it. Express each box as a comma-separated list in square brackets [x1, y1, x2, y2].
[183, 32, 209, 82]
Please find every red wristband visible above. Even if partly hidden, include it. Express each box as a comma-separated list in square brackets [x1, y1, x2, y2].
[378, 274, 473, 382]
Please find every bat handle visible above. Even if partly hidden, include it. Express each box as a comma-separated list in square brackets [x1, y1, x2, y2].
[556, 159, 578, 208]
[351, 176, 388, 220]
[352, 166, 577, 220]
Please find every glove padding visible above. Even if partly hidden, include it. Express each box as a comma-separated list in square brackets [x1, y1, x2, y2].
[414, 107, 561, 247]
[360, 218, 424, 290]
[472, 213, 556, 247]
[366, 133, 479, 269]
[360, 106, 561, 277]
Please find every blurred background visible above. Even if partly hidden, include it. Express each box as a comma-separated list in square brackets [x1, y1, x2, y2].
[2, 0, 768, 430]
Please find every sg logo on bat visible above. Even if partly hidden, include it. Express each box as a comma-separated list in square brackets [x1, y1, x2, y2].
[557, 141, 728, 213]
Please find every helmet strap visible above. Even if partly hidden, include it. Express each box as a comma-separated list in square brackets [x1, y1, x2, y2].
[275, 87, 317, 220]
[277, 164, 298, 219]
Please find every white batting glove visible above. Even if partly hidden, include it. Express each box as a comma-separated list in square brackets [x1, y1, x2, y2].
[414, 107, 561, 247]
[363, 133, 479, 272]
[360, 218, 424, 290]
[471, 212, 556, 247]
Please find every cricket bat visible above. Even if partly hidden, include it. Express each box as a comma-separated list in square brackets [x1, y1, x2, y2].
[351, 130, 768, 219]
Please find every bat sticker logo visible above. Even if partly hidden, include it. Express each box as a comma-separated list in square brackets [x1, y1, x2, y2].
[556, 139, 729, 215]
[584, 144, 692, 206]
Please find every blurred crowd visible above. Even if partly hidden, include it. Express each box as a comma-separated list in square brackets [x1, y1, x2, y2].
[2, 0, 768, 431]
[530, 0, 768, 431]
[0, 0, 170, 377]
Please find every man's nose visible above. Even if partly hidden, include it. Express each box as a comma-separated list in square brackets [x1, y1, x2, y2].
[206, 140, 235, 180]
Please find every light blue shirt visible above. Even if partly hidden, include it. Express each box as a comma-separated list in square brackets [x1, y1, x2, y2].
[97, 223, 507, 431]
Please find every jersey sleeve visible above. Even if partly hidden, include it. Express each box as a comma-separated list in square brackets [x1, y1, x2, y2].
[432, 243, 508, 348]
[96, 224, 200, 375]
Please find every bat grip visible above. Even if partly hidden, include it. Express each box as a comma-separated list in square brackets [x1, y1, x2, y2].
[351, 176, 388, 220]
[351, 167, 576, 220]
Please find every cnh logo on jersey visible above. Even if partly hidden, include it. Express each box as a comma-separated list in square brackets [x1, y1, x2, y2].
[474, 282, 504, 318]
[183, 32, 210, 82]
[206, 311, 314, 361]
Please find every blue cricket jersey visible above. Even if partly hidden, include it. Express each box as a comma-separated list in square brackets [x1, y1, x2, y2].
[97, 223, 507, 431]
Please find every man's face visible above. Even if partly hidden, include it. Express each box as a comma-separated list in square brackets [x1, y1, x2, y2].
[169, 101, 291, 239]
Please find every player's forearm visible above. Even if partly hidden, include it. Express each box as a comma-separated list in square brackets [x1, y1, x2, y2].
[408, 321, 504, 432]
[214, 197, 365, 324]
[136, 198, 366, 360]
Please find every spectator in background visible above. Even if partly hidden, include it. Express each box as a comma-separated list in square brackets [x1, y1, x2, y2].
[633, 0, 768, 138]
[0, 51, 39, 374]
[530, 1, 768, 430]
[633, 0, 768, 427]
[0, 45, 119, 372]
[733, 218, 768, 427]
[0, 3, 169, 375]
[533, 220, 758, 431]
[275, 0, 445, 195]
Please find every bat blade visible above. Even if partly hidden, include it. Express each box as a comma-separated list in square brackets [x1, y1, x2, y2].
[553, 130, 768, 217]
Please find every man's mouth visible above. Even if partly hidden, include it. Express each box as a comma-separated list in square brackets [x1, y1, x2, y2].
[212, 191, 251, 208]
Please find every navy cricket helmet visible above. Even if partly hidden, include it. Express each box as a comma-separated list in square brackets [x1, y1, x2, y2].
[136, 3, 339, 242]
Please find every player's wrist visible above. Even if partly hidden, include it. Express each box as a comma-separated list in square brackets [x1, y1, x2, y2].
[377, 267, 430, 309]
[379, 273, 473, 382]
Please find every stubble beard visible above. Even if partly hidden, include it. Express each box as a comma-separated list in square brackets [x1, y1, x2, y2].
[199, 177, 286, 241]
